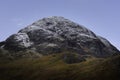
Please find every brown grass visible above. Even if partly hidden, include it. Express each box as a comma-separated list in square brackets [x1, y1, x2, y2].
[0, 53, 120, 80]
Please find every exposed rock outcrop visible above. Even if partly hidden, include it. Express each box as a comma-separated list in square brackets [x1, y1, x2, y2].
[4, 33, 32, 51]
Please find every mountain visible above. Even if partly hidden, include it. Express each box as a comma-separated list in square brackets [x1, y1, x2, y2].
[0, 16, 120, 80]
[0, 16, 119, 59]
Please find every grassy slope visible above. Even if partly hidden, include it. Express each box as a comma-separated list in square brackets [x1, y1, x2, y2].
[0, 54, 120, 80]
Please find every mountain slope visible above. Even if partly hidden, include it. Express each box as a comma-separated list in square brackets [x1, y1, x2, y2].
[0, 53, 120, 80]
[0, 16, 119, 58]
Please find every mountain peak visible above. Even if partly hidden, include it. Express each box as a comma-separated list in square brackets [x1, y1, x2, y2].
[1, 16, 119, 58]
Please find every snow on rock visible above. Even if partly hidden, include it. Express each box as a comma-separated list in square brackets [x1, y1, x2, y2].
[4, 33, 32, 51]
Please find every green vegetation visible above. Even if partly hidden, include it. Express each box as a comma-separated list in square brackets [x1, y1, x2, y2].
[0, 52, 120, 80]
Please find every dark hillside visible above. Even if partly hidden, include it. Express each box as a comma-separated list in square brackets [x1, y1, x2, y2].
[0, 53, 120, 80]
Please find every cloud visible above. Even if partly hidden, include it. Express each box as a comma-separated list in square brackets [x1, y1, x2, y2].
[10, 18, 24, 27]
[17, 23, 24, 26]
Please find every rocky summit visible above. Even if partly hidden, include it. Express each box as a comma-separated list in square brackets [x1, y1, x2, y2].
[0, 16, 119, 58]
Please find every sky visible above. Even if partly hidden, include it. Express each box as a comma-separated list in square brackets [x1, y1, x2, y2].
[0, 0, 120, 50]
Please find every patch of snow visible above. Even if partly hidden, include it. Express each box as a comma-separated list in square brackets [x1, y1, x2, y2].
[14, 33, 32, 47]
[79, 33, 96, 39]
[47, 43, 58, 47]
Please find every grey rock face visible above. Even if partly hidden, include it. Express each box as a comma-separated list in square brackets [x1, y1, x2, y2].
[3, 16, 120, 57]
[4, 33, 32, 51]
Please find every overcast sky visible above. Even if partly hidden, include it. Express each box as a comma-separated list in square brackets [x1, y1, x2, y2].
[0, 0, 120, 50]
